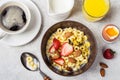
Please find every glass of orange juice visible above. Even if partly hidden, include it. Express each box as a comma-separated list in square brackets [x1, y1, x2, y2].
[82, 0, 110, 22]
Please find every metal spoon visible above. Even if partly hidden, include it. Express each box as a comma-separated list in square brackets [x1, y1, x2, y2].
[21, 52, 51, 80]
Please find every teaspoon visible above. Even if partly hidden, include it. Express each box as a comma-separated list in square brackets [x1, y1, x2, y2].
[20, 52, 51, 80]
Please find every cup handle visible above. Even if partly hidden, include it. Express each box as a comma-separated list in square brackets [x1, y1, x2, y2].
[0, 29, 7, 39]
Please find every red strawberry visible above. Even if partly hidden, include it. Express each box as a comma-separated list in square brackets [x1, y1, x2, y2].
[49, 45, 55, 53]
[61, 43, 73, 56]
[54, 58, 64, 66]
[103, 49, 115, 59]
[53, 38, 61, 50]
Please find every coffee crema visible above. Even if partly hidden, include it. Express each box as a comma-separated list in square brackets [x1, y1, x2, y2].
[1, 6, 27, 31]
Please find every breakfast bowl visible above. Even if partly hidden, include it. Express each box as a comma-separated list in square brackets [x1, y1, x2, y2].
[41, 21, 97, 76]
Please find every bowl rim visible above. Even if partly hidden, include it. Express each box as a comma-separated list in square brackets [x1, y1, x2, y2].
[41, 20, 97, 76]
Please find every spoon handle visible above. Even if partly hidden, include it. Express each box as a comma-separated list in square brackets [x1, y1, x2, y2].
[39, 69, 51, 80]
[44, 76, 51, 80]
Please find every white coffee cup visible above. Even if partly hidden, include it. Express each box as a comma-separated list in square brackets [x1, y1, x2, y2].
[0, 1, 31, 39]
[47, 0, 74, 20]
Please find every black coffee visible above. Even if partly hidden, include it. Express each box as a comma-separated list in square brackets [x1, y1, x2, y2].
[1, 6, 27, 31]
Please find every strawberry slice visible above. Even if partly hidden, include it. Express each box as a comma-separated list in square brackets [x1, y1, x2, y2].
[53, 38, 61, 50]
[61, 43, 73, 56]
[54, 58, 64, 66]
[49, 45, 55, 53]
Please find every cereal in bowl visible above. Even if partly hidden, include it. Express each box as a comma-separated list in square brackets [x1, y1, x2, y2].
[46, 27, 91, 72]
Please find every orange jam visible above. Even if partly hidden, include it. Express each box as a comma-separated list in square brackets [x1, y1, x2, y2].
[102, 24, 119, 42]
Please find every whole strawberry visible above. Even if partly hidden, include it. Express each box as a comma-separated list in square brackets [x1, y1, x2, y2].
[103, 49, 115, 59]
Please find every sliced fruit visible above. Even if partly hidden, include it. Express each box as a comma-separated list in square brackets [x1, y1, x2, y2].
[53, 38, 61, 50]
[49, 45, 55, 53]
[50, 51, 60, 59]
[61, 43, 73, 56]
[103, 48, 115, 59]
[54, 58, 64, 66]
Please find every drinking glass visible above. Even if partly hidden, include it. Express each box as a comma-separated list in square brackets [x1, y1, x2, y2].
[82, 0, 110, 22]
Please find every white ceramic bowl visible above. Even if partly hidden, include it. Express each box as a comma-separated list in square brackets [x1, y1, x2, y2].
[47, 0, 74, 20]
[0, 1, 31, 34]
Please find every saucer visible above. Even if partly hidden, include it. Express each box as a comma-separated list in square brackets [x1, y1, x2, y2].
[0, 0, 42, 46]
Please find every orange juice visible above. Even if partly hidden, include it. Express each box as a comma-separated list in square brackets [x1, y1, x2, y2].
[82, 0, 110, 22]
[102, 24, 119, 42]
